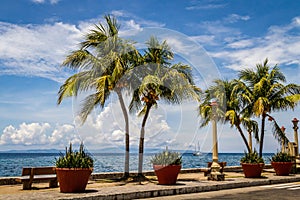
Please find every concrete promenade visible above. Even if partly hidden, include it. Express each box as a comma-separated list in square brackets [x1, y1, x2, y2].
[1, 167, 300, 200]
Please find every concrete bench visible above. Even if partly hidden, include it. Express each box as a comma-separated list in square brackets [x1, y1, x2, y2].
[15, 167, 58, 190]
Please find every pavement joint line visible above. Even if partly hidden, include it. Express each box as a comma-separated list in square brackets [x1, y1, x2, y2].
[287, 186, 300, 190]
[261, 182, 298, 188]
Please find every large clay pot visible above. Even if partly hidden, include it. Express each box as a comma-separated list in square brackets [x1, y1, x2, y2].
[271, 162, 293, 176]
[153, 165, 181, 185]
[56, 168, 92, 193]
[241, 163, 264, 178]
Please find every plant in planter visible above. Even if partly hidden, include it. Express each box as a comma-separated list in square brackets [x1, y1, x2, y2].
[55, 143, 94, 193]
[240, 151, 264, 178]
[270, 152, 293, 176]
[151, 150, 182, 185]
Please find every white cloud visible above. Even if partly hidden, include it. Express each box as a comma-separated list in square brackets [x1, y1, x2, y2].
[31, 0, 45, 3]
[211, 16, 300, 75]
[1, 123, 50, 145]
[0, 21, 82, 82]
[0, 98, 202, 151]
[188, 14, 252, 49]
[190, 35, 216, 45]
[48, 124, 77, 145]
[226, 39, 254, 49]
[224, 14, 250, 23]
[50, 0, 60, 4]
[186, 2, 227, 10]
[110, 10, 165, 37]
[72, 100, 173, 149]
[0, 122, 78, 148]
[119, 19, 143, 37]
[31, 0, 60, 4]
[0, 14, 165, 82]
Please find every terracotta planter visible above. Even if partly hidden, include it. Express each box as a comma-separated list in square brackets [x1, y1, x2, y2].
[271, 161, 293, 176]
[241, 163, 264, 178]
[153, 165, 181, 185]
[56, 168, 92, 193]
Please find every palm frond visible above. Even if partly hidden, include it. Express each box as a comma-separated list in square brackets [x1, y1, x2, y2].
[267, 114, 289, 145]
[129, 89, 142, 114]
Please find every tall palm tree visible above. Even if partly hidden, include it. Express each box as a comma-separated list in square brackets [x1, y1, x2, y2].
[129, 37, 200, 180]
[57, 15, 139, 179]
[237, 58, 300, 157]
[199, 79, 258, 153]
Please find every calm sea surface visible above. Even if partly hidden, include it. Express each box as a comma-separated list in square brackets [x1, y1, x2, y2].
[0, 152, 273, 177]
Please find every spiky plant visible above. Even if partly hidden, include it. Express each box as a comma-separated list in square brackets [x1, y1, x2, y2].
[271, 152, 292, 162]
[240, 151, 264, 164]
[150, 150, 182, 166]
[55, 143, 94, 168]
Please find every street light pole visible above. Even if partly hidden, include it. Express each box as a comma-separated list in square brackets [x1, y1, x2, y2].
[208, 99, 224, 181]
[292, 118, 299, 157]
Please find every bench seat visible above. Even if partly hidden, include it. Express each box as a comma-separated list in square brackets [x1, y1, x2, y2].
[15, 167, 58, 190]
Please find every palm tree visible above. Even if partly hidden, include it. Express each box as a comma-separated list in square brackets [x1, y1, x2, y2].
[237, 58, 300, 157]
[241, 118, 259, 153]
[199, 79, 258, 153]
[57, 15, 139, 179]
[129, 37, 200, 181]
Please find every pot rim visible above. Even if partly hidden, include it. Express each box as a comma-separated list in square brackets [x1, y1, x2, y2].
[55, 167, 93, 170]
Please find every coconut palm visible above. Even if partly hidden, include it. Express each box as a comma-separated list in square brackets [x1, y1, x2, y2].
[199, 79, 258, 153]
[129, 37, 200, 181]
[57, 15, 139, 179]
[237, 58, 300, 157]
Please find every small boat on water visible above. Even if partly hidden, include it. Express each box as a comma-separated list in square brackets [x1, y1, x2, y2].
[193, 142, 201, 156]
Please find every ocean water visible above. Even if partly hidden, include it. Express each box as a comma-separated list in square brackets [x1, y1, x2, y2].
[0, 152, 273, 177]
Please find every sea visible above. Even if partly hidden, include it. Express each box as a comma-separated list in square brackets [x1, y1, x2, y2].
[0, 152, 273, 177]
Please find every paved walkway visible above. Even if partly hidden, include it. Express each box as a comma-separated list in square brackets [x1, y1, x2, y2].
[1, 169, 300, 200]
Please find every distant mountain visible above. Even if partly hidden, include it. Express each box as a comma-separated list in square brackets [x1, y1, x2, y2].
[0, 149, 62, 153]
[0, 147, 195, 154]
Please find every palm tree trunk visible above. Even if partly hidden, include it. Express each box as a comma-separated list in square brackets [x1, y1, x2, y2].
[248, 131, 252, 153]
[138, 104, 152, 177]
[236, 124, 251, 153]
[116, 90, 130, 179]
[259, 113, 266, 157]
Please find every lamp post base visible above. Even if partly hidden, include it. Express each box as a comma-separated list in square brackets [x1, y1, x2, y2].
[207, 161, 225, 181]
[208, 173, 225, 181]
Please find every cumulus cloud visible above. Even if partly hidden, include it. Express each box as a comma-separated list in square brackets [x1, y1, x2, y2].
[1, 123, 50, 145]
[0, 100, 214, 152]
[0, 122, 78, 148]
[72, 99, 174, 149]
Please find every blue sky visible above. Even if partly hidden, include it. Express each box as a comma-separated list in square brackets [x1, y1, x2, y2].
[1, 0, 300, 153]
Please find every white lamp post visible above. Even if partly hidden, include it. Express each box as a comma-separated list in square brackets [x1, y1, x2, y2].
[208, 99, 224, 181]
[292, 118, 299, 157]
